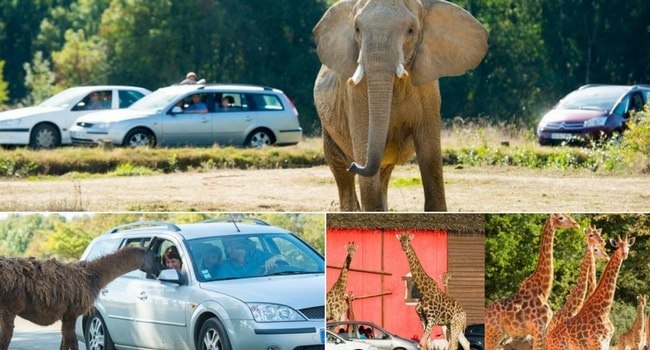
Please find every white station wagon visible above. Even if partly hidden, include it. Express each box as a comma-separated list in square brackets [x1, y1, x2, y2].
[0, 85, 150, 148]
[75, 217, 325, 350]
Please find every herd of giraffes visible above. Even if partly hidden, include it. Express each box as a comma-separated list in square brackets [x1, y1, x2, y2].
[486, 213, 639, 350]
[326, 214, 643, 350]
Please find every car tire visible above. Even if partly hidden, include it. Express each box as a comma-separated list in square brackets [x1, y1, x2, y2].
[85, 311, 115, 350]
[197, 317, 231, 350]
[245, 129, 274, 148]
[30, 123, 60, 149]
[123, 128, 156, 147]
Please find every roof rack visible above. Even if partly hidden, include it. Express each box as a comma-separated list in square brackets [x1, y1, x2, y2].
[200, 216, 271, 226]
[106, 221, 182, 234]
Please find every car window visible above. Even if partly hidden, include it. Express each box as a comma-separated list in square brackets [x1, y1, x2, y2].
[121, 237, 155, 278]
[557, 87, 627, 111]
[119, 90, 147, 108]
[215, 92, 249, 112]
[186, 233, 324, 282]
[84, 239, 122, 261]
[248, 93, 285, 111]
[71, 90, 112, 111]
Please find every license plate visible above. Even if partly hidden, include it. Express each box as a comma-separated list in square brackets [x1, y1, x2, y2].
[550, 133, 572, 140]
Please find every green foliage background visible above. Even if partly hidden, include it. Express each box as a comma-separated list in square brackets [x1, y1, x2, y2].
[0, 212, 325, 260]
[2, 0, 649, 132]
[486, 213, 650, 345]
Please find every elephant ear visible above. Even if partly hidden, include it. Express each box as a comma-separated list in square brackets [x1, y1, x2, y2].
[313, 0, 358, 79]
[411, 0, 489, 86]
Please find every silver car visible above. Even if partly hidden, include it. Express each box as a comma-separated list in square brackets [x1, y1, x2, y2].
[74, 217, 325, 350]
[327, 321, 420, 350]
[0, 85, 150, 148]
[70, 84, 303, 148]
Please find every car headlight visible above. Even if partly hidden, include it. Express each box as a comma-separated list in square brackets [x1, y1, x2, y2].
[584, 116, 607, 128]
[0, 119, 20, 126]
[248, 303, 306, 322]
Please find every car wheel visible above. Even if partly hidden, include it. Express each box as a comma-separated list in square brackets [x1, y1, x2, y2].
[245, 129, 274, 148]
[123, 128, 156, 147]
[198, 317, 231, 350]
[85, 311, 115, 350]
[30, 124, 60, 149]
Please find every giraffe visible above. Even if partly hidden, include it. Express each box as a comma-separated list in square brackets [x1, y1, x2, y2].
[547, 226, 609, 333]
[326, 241, 358, 321]
[345, 291, 356, 322]
[545, 235, 636, 350]
[616, 294, 647, 350]
[484, 213, 580, 350]
[397, 232, 469, 350]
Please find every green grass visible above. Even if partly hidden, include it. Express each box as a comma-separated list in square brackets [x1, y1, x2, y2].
[1, 114, 648, 179]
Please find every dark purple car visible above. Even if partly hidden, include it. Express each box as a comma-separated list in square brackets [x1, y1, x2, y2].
[536, 84, 650, 145]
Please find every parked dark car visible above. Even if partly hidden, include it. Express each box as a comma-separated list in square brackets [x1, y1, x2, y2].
[536, 84, 650, 145]
[464, 323, 484, 350]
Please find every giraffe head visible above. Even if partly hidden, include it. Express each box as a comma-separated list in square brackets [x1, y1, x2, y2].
[550, 213, 580, 230]
[584, 225, 606, 252]
[610, 235, 635, 259]
[592, 245, 610, 261]
[396, 232, 414, 252]
[345, 242, 358, 258]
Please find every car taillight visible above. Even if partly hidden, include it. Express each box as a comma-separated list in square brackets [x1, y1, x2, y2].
[285, 95, 299, 119]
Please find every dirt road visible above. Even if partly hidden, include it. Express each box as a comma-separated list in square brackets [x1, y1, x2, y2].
[1, 165, 648, 212]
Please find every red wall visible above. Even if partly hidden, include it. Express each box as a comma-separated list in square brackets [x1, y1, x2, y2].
[327, 228, 448, 342]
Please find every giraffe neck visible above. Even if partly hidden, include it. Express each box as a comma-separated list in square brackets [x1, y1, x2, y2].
[332, 254, 352, 292]
[522, 218, 556, 297]
[405, 243, 440, 294]
[553, 246, 593, 322]
[580, 248, 624, 317]
[587, 249, 598, 296]
[632, 299, 645, 331]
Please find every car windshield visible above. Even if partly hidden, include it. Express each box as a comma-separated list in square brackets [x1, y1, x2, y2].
[128, 86, 195, 112]
[39, 88, 87, 109]
[556, 86, 629, 111]
[187, 233, 324, 282]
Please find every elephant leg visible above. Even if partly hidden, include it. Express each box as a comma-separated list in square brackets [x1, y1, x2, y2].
[358, 174, 386, 211]
[379, 165, 394, 210]
[323, 130, 360, 211]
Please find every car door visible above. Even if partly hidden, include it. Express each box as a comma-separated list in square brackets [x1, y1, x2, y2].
[160, 93, 214, 146]
[213, 92, 256, 146]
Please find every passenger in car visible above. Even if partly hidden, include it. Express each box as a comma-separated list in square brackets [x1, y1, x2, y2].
[199, 246, 223, 279]
[180, 71, 206, 85]
[163, 246, 183, 271]
[218, 96, 234, 111]
[185, 94, 208, 114]
[86, 92, 104, 110]
[216, 238, 286, 278]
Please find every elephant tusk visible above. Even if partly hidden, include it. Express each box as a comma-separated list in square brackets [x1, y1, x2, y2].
[347, 65, 365, 86]
[396, 63, 409, 79]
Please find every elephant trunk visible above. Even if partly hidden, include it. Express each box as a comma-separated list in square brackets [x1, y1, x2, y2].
[348, 70, 394, 177]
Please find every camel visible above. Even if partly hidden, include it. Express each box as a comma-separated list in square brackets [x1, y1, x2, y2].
[0, 246, 160, 350]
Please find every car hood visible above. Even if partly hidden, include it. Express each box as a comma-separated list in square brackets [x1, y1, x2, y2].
[200, 273, 324, 309]
[541, 109, 607, 123]
[75, 108, 154, 123]
[0, 106, 64, 120]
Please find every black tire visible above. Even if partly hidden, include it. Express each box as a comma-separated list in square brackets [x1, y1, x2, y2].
[245, 129, 274, 147]
[30, 124, 60, 149]
[85, 311, 115, 350]
[122, 128, 156, 147]
[197, 317, 231, 350]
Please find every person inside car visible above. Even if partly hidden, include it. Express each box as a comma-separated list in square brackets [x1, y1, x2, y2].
[185, 94, 207, 114]
[86, 92, 104, 110]
[216, 238, 286, 279]
[163, 246, 183, 272]
[199, 246, 223, 279]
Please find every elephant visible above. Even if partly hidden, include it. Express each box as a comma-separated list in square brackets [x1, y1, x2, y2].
[313, 0, 488, 211]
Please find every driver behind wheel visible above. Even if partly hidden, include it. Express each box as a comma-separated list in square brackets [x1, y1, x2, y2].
[216, 238, 286, 279]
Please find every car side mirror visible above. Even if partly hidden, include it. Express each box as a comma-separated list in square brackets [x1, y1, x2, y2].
[158, 268, 182, 284]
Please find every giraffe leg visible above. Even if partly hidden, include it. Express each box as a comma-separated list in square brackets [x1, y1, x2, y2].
[420, 319, 436, 350]
[447, 313, 465, 350]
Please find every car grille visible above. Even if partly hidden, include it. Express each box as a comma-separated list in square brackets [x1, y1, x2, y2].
[543, 121, 584, 131]
[300, 306, 324, 320]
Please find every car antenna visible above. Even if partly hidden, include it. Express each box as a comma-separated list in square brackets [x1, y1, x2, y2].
[228, 213, 241, 232]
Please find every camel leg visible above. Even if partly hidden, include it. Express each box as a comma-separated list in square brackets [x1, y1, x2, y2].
[0, 308, 16, 350]
[59, 315, 78, 350]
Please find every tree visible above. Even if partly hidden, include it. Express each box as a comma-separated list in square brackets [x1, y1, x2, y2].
[22, 51, 56, 105]
[0, 60, 8, 106]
